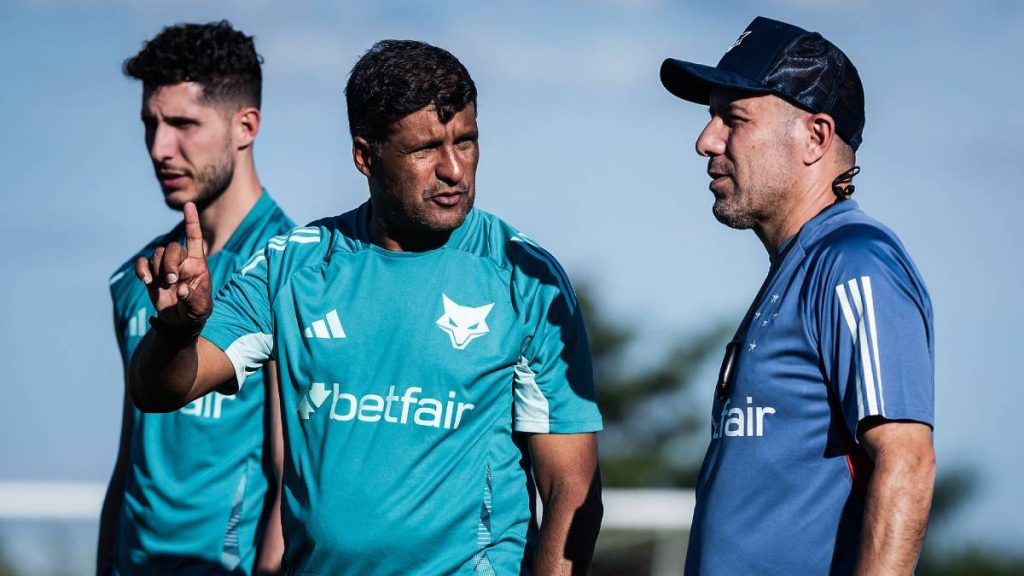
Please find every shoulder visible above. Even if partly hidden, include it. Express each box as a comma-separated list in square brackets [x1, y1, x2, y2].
[109, 227, 179, 291]
[242, 207, 365, 280]
[803, 210, 931, 311]
[458, 211, 570, 277]
[459, 210, 579, 310]
[808, 212, 916, 278]
[242, 224, 328, 278]
[257, 200, 298, 240]
[226, 194, 297, 260]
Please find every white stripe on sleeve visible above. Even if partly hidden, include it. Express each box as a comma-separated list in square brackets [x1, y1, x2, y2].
[836, 283, 865, 420]
[223, 332, 273, 390]
[861, 276, 886, 416]
[835, 277, 885, 418]
[511, 235, 578, 311]
[512, 356, 551, 433]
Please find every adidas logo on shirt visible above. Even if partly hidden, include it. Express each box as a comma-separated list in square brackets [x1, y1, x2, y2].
[304, 309, 347, 339]
[127, 308, 148, 338]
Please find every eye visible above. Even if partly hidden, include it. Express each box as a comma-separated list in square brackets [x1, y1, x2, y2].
[449, 318, 457, 327]
[455, 135, 478, 150]
[467, 323, 479, 330]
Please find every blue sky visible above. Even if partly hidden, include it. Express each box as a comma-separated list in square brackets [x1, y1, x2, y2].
[1, 0, 1021, 554]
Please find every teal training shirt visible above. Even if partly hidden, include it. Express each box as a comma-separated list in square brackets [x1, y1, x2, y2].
[202, 203, 603, 575]
[108, 192, 294, 575]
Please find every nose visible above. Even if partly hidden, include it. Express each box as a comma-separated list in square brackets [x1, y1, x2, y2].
[696, 117, 726, 158]
[436, 144, 464, 185]
[148, 123, 176, 163]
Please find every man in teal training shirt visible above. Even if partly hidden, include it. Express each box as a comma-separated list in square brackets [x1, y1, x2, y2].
[126, 40, 604, 574]
[98, 21, 294, 575]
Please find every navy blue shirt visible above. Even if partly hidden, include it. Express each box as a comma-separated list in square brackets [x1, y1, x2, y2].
[686, 200, 934, 575]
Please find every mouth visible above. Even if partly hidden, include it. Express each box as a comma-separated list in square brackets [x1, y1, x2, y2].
[707, 172, 730, 193]
[426, 190, 466, 208]
[157, 168, 190, 189]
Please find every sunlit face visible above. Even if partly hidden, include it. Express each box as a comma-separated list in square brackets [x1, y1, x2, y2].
[368, 104, 479, 241]
[695, 89, 803, 230]
[141, 82, 235, 210]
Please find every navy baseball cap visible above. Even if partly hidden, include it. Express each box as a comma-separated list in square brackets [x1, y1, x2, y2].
[660, 17, 865, 150]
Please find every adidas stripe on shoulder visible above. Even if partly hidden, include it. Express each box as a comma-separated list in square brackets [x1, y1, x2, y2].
[509, 232, 578, 311]
[834, 275, 886, 420]
[240, 226, 323, 276]
[126, 307, 149, 338]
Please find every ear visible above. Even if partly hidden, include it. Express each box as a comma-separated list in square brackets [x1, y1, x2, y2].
[233, 107, 261, 151]
[803, 112, 836, 166]
[352, 136, 375, 177]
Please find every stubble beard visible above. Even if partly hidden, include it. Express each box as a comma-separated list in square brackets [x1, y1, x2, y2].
[164, 141, 236, 212]
[712, 180, 786, 231]
[380, 183, 475, 238]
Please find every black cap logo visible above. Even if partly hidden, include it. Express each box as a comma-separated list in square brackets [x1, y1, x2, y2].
[726, 30, 752, 53]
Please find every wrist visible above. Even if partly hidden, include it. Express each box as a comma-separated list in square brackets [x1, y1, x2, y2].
[148, 316, 203, 346]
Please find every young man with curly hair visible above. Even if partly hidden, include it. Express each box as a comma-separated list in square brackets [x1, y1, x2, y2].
[98, 21, 294, 575]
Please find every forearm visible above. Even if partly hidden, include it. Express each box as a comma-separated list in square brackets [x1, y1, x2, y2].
[255, 363, 285, 575]
[255, 484, 284, 575]
[534, 475, 603, 575]
[855, 444, 935, 574]
[129, 329, 202, 412]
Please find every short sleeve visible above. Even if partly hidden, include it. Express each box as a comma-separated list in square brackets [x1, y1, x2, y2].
[202, 248, 274, 392]
[509, 236, 603, 434]
[814, 227, 935, 439]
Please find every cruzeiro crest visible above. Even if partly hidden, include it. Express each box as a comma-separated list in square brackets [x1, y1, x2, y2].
[435, 294, 494, 350]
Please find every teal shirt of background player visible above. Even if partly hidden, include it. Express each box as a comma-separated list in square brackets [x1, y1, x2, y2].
[202, 202, 604, 575]
[108, 192, 294, 575]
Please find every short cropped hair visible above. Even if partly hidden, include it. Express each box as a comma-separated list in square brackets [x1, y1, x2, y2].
[345, 40, 477, 149]
[124, 20, 262, 109]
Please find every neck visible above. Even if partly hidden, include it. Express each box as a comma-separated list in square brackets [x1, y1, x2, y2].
[368, 217, 452, 252]
[198, 156, 262, 255]
[754, 177, 836, 256]
[366, 202, 452, 253]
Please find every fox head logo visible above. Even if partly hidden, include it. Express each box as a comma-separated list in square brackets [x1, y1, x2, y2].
[436, 294, 494, 350]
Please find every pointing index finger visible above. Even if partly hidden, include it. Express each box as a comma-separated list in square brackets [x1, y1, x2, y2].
[183, 202, 205, 258]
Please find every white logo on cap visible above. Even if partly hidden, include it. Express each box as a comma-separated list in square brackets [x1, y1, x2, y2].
[727, 30, 752, 53]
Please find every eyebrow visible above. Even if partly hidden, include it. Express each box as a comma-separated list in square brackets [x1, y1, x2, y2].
[139, 113, 199, 123]
[709, 98, 753, 117]
[728, 102, 752, 115]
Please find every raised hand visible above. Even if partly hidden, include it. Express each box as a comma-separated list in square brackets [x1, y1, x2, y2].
[135, 202, 213, 332]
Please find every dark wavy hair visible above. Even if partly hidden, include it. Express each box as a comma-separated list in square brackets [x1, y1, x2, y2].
[124, 20, 262, 109]
[345, 40, 477, 152]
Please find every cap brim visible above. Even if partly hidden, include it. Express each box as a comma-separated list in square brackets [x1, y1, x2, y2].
[660, 58, 771, 104]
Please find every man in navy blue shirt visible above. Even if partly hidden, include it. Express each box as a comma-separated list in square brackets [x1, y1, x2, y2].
[660, 17, 935, 575]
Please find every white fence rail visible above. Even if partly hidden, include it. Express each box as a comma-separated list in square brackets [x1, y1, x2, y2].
[0, 482, 694, 575]
[0, 482, 106, 521]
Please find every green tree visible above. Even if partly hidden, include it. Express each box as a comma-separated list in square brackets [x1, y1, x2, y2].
[0, 543, 19, 576]
[916, 469, 1024, 575]
[578, 285, 731, 488]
